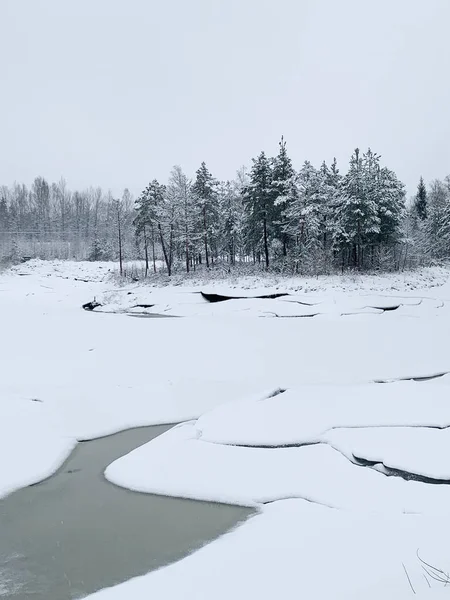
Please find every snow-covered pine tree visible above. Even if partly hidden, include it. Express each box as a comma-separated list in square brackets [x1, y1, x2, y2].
[426, 179, 450, 259]
[414, 176, 428, 221]
[316, 160, 340, 269]
[243, 151, 274, 269]
[438, 176, 450, 259]
[376, 166, 405, 267]
[192, 162, 218, 268]
[336, 149, 380, 269]
[88, 237, 104, 262]
[134, 180, 162, 275]
[271, 137, 296, 258]
[218, 179, 245, 266]
[283, 161, 326, 273]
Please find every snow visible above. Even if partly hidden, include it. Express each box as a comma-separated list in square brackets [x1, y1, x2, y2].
[195, 383, 450, 446]
[0, 394, 76, 498]
[87, 499, 450, 600]
[325, 426, 450, 481]
[105, 420, 450, 515]
[0, 261, 269, 496]
[3, 260, 450, 599]
[96, 284, 449, 319]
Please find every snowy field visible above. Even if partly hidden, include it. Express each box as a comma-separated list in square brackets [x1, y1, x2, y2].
[2, 260, 450, 598]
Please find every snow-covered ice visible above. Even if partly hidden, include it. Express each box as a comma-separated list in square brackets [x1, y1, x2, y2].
[195, 383, 450, 446]
[325, 426, 450, 481]
[0, 393, 76, 498]
[105, 420, 450, 514]
[3, 260, 450, 599]
[87, 499, 450, 600]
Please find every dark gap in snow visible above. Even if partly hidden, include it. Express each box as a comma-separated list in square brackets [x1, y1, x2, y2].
[269, 313, 318, 318]
[225, 441, 321, 449]
[368, 305, 401, 312]
[340, 311, 382, 316]
[352, 454, 450, 485]
[130, 304, 155, 309]
[262, 495, 336, 510]
[127, 313, 178, 319]
[261, 388, 287, 400]
[329, 424, 450, 432]
[200, 291, 289, 303]
[82, 300, 102, 311]
[280, 299, 321, 307]
[410, 372, 449, 382]
[374, 371, 449, 383]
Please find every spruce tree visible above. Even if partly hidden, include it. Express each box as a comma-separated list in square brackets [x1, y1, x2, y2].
[337, 148, 380, 269]
[271, 137, 295, 256]
[376, 167, 405, 246]
[426, 179, 449, 258]
[284, 161, 324, 271]
[415, 176, 428, 220]
[243, 151, 273, 269]
[135, 180, 163, 274]
[193, 162, 218, 268]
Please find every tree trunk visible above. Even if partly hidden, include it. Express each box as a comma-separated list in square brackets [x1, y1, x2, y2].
[158, 222, 171, 276]
[203, 207, 209, 267]
[150, 224, 156, 273]
[143, 224, 149, 277]
[184, 200, 190, 272]
[263, 214, 269, 269]
[117, 210, 123, 276]
[185, 225, 190, 273]
[168, 223, 174, 274]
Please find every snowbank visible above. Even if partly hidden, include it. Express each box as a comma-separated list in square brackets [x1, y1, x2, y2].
[325, 426, 450, 480]
[196, 382, 450, 446]
[87, 499, 450, 600]
[105, 420, 450, 515]
[0, 394, 76, 498]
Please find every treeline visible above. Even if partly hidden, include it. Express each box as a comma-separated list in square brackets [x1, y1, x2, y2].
[0, 179, 136, 262]
[134, 141, 409, 275]
[1, 139, 450, 274]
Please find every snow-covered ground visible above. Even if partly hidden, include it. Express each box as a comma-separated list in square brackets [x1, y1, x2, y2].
[2, 260, 450, 598]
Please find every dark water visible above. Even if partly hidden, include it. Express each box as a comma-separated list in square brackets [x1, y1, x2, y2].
[0, 426, 253, 599]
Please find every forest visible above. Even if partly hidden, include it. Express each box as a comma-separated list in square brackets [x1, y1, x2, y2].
[0, 139, 448, 276]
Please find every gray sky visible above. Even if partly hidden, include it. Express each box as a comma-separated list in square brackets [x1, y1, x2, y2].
[1, 0, 450, 198]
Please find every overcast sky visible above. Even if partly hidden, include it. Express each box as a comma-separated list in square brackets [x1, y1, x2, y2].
[1, 0, 450, 198]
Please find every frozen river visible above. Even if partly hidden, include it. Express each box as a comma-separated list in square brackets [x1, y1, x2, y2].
[0, 425, 253, 599]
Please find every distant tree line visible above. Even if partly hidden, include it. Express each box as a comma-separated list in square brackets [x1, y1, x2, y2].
[1, 139, 449, 274]
[0, 179, 135, 264]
